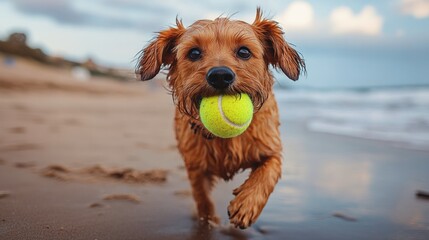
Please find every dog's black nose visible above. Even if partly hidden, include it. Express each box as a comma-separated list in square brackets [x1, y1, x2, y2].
[206, 66, 235, 89]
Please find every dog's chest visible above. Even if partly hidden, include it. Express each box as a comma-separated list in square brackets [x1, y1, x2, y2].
[203, 135, 264, 179]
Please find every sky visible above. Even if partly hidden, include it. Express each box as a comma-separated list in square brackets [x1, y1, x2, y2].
[0, 0, 428, 88]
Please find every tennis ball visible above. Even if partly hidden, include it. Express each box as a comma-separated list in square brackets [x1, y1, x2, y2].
[199, 93, 253, 138]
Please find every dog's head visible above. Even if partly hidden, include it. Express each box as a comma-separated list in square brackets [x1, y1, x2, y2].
[137, 8, 305, 118]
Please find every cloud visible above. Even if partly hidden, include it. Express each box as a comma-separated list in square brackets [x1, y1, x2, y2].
[276, 1, 315, 31]
[330, 6, 383, 36]
[10, 0, 143, 29]
[2, 0, 319, 34]
[12, 0, 89, 24]
[8, 0, 253, 31]
[399, 0, 429, 18]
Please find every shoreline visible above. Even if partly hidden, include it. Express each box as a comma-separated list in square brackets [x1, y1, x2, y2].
[284, 119, 429, 153]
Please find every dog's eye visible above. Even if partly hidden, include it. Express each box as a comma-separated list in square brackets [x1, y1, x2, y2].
[188, 48, 202, 61]
[237, 47, 251, 60]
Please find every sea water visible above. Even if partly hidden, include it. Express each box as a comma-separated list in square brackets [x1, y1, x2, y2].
[276, 86, 429, 150]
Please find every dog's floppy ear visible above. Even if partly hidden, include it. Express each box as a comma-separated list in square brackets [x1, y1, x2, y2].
[252, 8, 305, 81]
[138, 19, 185, 81]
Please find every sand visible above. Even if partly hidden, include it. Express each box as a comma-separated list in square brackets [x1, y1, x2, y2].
[1, 56, 429, 240]
[0, 56, 244, 239]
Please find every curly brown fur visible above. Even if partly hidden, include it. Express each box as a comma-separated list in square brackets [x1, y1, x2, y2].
[137, 8, 305, 229]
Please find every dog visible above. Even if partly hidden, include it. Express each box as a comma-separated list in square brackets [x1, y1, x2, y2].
[137, 8, 305, 229]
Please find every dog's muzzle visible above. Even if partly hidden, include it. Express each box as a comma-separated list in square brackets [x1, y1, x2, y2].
[206, 66, 235, 90]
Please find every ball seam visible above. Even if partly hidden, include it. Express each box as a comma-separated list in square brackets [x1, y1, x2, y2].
[218, 94, 251, 128]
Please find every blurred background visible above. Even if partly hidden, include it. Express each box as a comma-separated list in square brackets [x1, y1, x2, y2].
[1, 0, 428, 85]
[1, 0, 428, 149]
[0, 1, 429, 239]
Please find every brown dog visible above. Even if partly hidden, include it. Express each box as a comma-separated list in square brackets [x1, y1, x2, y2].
[138, 8, 304, 229]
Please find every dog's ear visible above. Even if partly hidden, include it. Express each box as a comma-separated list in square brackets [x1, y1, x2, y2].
[138, 19, 185, 81]
[252, 8, 305, 81]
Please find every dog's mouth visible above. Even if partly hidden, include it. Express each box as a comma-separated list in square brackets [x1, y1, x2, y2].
[181, 81, 266, 120]
[193, 92, 255, 113]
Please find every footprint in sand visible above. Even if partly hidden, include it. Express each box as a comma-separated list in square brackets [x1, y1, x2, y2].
[103, 194, 141, 204]
[173, 189, 192, 198]
[0, 143, 41, 151]
[9, 127, 26, 134]
[14, 162, 36, 168]
[0, 191, 11, 199]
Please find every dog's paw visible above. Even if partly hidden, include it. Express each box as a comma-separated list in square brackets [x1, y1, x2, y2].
[227, 191, 264, 229]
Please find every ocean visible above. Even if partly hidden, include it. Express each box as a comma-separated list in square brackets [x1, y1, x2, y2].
[276, 86, 429, 151]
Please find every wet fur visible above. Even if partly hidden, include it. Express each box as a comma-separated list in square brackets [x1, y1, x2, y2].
[137, 8, 305, 229]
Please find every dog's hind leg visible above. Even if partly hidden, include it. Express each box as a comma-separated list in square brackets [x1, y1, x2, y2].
[227, 155, 282, 229]
[187, 168, 219, 224]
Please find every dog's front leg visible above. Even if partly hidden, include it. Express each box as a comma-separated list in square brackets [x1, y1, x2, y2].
[187, 168, 219, 224]
[228, 155, 282, 229]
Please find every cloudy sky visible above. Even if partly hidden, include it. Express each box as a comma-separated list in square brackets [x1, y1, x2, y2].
[0, 0, 428, 88]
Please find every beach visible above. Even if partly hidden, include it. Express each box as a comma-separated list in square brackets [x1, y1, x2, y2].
[1, 57, 429, 240]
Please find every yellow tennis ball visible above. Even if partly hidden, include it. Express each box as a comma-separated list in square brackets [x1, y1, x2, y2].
[199, 93, 253, 138]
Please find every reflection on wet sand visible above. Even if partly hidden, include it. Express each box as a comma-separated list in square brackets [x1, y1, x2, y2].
[254, 122, 429, 239]
[316, 160, 372, 201]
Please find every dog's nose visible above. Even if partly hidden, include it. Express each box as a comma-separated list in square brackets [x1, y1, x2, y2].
[206, 66, 235, 89]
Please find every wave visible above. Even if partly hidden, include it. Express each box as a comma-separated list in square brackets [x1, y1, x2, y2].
[276, 86, 429, 150]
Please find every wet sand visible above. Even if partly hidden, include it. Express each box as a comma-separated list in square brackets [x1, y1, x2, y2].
[1, 57, 429, 239]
